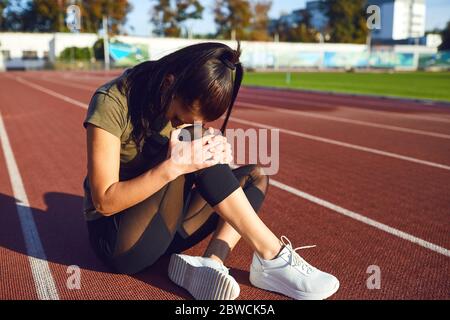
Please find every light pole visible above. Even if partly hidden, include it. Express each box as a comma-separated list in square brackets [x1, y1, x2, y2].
[103, 15, 110, 71]
[231, 29, 236, 40]
[366, 30, 372, 69]
[316, 32, 324, 44]
[274, 32, 279, 42]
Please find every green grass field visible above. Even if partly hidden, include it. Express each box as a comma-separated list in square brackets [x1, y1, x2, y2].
[242, 71, 450, 102]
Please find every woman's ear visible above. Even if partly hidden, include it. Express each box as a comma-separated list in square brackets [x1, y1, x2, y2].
[162, 74, 175, 90]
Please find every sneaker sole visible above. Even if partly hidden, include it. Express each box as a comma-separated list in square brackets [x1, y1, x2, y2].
[168, 254, 239, 300]
[250, 269, 340, 300]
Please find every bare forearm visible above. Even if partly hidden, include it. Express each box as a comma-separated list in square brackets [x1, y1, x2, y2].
[96, 160, 179, 215]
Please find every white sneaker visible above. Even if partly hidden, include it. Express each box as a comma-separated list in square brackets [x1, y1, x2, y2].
[249, 236, 339, 300]
[168, 254, 240, 300]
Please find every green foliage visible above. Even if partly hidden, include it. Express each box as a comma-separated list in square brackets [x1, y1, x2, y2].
[248, 0, 272, 41]
[151, 0, 204, 37]
[59, 46, 91, 61]
[324, 0, 368, 44]
[438, 21, 450, 51]
[272, 10, 317, 43]
[0, 0, 9, 30]
[80, 0, 131, 34]
[93, 38, 105, 61]
[213, 0, 273, 41]
[214, 0, 252, 40]
[0, 0, 131, 33]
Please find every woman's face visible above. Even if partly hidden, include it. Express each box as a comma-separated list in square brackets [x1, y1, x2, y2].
[166, 97, 204, 128]
[162, 74, 204, 128]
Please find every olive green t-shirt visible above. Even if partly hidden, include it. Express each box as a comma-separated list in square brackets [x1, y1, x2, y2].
[82, 69, 173, 221]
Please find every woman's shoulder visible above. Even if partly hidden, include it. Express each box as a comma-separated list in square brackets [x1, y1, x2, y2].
[93, 69, 130, 110]
[84, 70, 133, 138]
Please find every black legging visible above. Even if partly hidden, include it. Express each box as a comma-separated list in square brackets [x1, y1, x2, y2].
[87, 148, 269, 275]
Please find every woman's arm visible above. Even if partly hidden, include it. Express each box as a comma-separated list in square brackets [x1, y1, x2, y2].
[87, 125, 231, 216]
[87, 124, 180, 216]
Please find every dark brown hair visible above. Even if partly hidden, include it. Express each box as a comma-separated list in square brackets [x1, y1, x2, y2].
[118, 41, 243, 148]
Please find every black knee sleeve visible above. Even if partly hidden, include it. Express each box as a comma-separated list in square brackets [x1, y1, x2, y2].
[194, 164, 240, 207]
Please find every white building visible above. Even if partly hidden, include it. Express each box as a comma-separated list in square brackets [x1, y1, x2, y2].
[370, 0, 426, 40]
[0, 32, 98, 69]
[423, 33, 442, 48]
[0, 32, 438, 71]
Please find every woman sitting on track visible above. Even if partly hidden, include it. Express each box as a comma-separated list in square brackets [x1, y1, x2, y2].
[82, 41, 339, 300]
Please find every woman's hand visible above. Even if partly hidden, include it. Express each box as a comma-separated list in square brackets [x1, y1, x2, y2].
[166, 127, 233, 177]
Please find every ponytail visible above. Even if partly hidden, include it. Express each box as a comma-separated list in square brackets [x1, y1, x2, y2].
[220, 40, 243, 133]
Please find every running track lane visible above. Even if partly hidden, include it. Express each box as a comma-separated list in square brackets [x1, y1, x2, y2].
[0, 73, 449, 299]
[32, 71, 450, 129]
[14, 74, 450, 168]
[13, 73, 450, 247]
[4, 73, 450, 252]
[239, 86, 450, 114]
[21, 71, 450, 135]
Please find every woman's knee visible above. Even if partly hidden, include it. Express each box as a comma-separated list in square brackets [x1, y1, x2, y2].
[193, 164, 240, 207]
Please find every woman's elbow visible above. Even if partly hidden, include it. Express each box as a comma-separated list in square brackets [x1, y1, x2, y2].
[92, 196, 116, 216]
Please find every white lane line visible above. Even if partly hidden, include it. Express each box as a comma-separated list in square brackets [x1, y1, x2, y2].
[229, 116, 450, 171]
[9, 76, 450, 258]
[229, 164, 450, 257]
[34, 75, 95, 91]
[15, 76, 450, 171]
[57, 73, 116, 83]
[15, 76, 87, 109]
[238, 91, 450, 124]
[268, 178, 450, 257]
[237, 101, 450, 140]
[0, 113, 59, 300]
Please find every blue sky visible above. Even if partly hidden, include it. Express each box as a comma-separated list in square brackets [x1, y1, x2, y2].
[124, 0, 450, 36]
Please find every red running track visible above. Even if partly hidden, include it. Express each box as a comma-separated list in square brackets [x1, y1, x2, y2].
[0, 70, 449, 300]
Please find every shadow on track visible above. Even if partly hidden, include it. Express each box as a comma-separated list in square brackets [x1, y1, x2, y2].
[0, 192, 196, 299]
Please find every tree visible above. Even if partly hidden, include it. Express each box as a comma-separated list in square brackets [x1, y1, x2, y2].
[270, 10, 317, 43]
[287, 24, 318, 43]
[0, 0, 131, 33]
[438, 21, 450, 51]
[214, 0, 252, 40]
[59, 46, 92, 61]
[21, 0, 66, 32]
[0, 0, 9, 30]
[323, 0, 368, 44]
[151, 0, 204, 37]
[80, 0, 131, 34]
[1, 0, 29, 31]
[249, 0, 271, 41]
[93, 38, 105, 60]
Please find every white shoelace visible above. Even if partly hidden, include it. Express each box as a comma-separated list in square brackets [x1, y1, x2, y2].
[280, 235, 316, 274]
